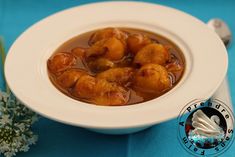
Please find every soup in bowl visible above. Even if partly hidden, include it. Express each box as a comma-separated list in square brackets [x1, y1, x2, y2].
[47, 27, 185, 106]
[5, 2, 227, 134]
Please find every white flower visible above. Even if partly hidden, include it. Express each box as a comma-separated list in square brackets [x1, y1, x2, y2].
[20, 145, 29, 152]
[16, 123, 25, 132]
[0, 92, 9, 102]
[15, 99, 20, 105]
[0, 91, 38, 157]
[28, 135, 38, 145]
[4, 151, 16, 157]
[0, 115, 12, 125]
[0, 91, 9, 99]
[31, 115, 38, 124]
[12, 138, 22, 149]
[0, 141, 10, 152]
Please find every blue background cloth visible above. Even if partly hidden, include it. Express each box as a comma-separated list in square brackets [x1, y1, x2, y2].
[0, 0, 234, 156]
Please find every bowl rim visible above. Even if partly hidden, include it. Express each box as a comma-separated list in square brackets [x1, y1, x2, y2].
[5, 1, 228, 129]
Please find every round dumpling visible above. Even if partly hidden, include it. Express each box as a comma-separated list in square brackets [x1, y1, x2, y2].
[127, 33, 152, 54]
[94, 79, 129, 106]
[86, 37, 125, 61]
[73, 75, 96, 99]
[97, 67, 134, 85]
[134, 43, 169, 66]
[47, 52, 76, 75]
[133, 63, 171, 93]
[88, 27, 127, 45]
[71, 47, 86, 58]
[57, 69, 86, 88]
[73, 75, 129, 106]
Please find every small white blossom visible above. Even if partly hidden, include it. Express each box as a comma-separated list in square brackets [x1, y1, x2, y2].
[16, 123, 25, 132]
[28, 135, 38, 145]
[4, 151, 16, 157]
[20, 145, 29, 152]
[0, 115, 12, 125]
[12, 139, 21, 149]
[0, 91, 9, 101]
[0, 91, 38, 157]
[31, 116, 39, 124]
[0, 142, 10, 152]
[2, 95, 8, 103]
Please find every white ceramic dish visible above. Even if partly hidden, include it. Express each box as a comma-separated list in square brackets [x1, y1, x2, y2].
[5, 2, 228, 134]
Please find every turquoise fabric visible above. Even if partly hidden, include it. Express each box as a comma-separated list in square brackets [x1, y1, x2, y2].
[0, 0, 234, 156]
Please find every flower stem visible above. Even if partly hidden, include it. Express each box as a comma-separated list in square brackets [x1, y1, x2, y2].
[0, 37, 10, 94]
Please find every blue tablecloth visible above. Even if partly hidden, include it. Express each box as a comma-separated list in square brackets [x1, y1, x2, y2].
[0, 0, 234, 156]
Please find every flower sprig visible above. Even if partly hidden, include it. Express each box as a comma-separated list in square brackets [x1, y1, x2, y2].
[0, 92, 38, 157]
[0, 38, 38, 157]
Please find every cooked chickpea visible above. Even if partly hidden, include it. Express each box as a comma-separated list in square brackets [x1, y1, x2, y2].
[133, 63, 171, 93]
[47, 52, 76, 75]
[134, 43, 169, 66]
[97, 67, 134, 85]
[127, 33, 152, 54]
[88, 27, 127, 45]
[57, 69, 86, 88]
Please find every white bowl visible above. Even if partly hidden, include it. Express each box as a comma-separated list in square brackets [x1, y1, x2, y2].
[5, 2, 228, 134]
